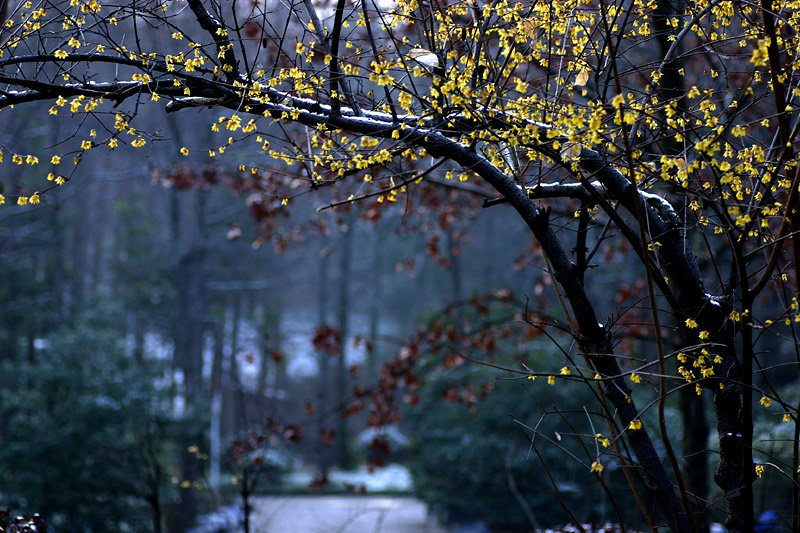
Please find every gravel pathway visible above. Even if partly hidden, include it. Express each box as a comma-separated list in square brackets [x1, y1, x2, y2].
[250, 495, 449, 533]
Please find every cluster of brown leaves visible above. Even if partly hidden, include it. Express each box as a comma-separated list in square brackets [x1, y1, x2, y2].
[311, 325, 341, 356]
[153, 164, 301, 251]
[229, 417, 303, 465]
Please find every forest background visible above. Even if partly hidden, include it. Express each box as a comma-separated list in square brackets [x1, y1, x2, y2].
[1, 0, 800, 531]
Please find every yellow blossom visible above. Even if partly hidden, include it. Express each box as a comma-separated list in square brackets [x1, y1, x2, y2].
[760, 396, 772, 408]
[751, 39, 769, 67]
[225, 114, 242, 131]
[590, 461, 604, 473]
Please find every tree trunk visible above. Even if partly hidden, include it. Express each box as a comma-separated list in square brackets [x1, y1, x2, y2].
[679, 377, 709, 509]
[317, 247, 332, 475]
[367, 228, 382, 380]
[171, 189, 208, 533]
[336, 218, 354, 470]
[209, 317, 225, 489]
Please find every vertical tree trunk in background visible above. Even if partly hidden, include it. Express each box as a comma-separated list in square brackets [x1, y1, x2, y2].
[268, 298, 285, 393]
[230, 295, 244, 434]
[25, 330, 35, 364]
[336, 219, 354, 470]
[446, 230, 463, 304]
[221, 296, 242, 442]
[170, 189, 208, 533]
[679, 387, 709, 505]
[71, 192, 88, 311]
[3, 114, 26, 363]
[89, 182, 108, 290]
[231, 296, 242, 376]
[367, 228, 381, 380]
[2, 259, 19, 363]
[317, 247, 332, 475]
[168, 190, 181, 407]
[256, 303, 270, 400]
[482, 216, 497, 291]
[133, 313, 146, 366]
[209, 316, 225, 489]
[254, 298, 284, 416]
[47, 189, 66, 325]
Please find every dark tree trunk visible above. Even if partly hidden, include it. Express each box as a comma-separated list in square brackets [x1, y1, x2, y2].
[133, 313, 146, 366]
[170, 190, 208, 533]
[367, 228, 382, 380]
[317, 247, 332, 475]
[336, 219, 354, 470]
[679, 378, 709, 508]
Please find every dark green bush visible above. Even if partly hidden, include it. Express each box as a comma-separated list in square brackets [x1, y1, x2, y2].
[0, 312, 172, 532]
[405, 314, 643, 531]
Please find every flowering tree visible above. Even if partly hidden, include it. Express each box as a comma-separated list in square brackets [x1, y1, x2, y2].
[2, 0, 800, 530]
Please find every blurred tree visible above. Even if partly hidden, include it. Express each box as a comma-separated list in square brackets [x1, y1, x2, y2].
[1, 0, 800, 531]
[0, 308, 173, 532]
[400, 295, 645, 530]
[408, 362, 635, 531]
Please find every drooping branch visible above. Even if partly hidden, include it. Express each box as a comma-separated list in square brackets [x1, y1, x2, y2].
[406, 132, 690, 531]
[483, 181, 604, 207]
[576, 147, 709, 310]
[0, 41, 736, 530]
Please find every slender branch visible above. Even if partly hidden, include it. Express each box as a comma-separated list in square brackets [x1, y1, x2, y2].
[328, 0, 347, 115]
[362, 0, 397, 121]
[186, 0, 240, 81]
[300, 0, 361, 116]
